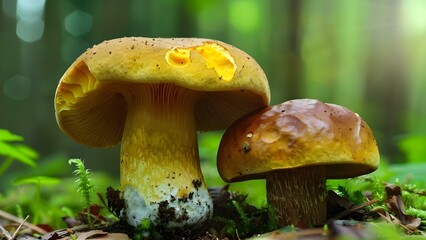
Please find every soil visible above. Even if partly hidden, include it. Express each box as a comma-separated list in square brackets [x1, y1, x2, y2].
[3, 183, 424, 239]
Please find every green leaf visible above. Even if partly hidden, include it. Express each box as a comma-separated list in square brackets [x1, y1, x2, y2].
[398, 135, 426, 163]
[13, 144, 39, 159]
[0, 142, 37, 167]
[0, 129, 38, 168]
[13, 176, 61, 186]
[388, 163, 426, 185]
[0, 129, 23, 142]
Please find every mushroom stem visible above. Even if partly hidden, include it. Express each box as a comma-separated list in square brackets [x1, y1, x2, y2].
[120, 84, 212, 228]
[266, 166, 326, 228]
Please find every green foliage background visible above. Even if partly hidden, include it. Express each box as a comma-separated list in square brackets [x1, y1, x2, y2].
[1, 0, 426, 233]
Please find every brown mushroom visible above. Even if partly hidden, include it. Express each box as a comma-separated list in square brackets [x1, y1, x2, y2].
[54, 37, 270, 228]
[217, 99, 379, 228]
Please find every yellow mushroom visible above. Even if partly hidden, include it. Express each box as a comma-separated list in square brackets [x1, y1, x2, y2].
[54, 37, 270, 229]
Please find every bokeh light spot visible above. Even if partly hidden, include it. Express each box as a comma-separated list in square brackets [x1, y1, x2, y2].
[16, 18, 44, 42]
[15, 0, 45, 43]
[229, 0, 259, 32]
[64, 10, 93, 36]
[3, 75, 32, 100]
[16, 0, 45, 19]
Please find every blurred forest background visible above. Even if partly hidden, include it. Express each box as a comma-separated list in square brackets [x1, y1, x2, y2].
[1, 0, 426, 192]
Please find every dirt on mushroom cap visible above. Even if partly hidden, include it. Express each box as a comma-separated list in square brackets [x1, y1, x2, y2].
[54, 37, 271, 231]
[55, 37, 270, 147]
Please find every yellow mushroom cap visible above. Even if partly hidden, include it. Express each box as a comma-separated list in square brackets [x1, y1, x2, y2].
[55, 37, 270, 147]
[217, 99, 380, 182]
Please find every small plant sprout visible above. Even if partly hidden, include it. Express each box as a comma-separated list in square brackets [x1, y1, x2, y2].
[134, 218, 162, 240]
[69, 158, 95, 225]
[231, 200, 250, 235]
[13, 176, 61, 224]
[0, 129, 38, 176]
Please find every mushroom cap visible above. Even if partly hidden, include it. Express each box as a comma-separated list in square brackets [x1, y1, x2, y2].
[217, 99, 380, 182]
[55, 37, 270, 147]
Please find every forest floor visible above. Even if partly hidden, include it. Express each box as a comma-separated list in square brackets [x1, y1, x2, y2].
[1, 182, 426, 240]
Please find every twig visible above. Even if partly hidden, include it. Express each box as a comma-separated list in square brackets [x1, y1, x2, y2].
[252, 228, 327, 240]
[377, 211, 416, 235]
[0, 209, 47, 235]
[330, 198, 379, 221]
[0, 224, 13, 240]
[11, 216, 29, 239]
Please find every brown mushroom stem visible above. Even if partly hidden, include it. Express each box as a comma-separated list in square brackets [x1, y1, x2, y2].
[119, 84, 212, 227]
[266, 166, 327, 228]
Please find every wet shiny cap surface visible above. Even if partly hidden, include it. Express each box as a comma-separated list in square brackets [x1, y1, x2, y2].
[217, 99, 380, 181]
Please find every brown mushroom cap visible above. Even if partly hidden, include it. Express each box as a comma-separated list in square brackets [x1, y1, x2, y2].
[55, 37, 270, 147]
[217, 99, 380, 182]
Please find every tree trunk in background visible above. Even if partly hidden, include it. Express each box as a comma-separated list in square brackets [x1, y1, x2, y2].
[177, 0, 196, 37]
[365, 0, 407, 161]
[93, 0, 131, 40]
[269, 0, 303, 103]
[1, 0, 421, 171]
[286, 0, 303, 100]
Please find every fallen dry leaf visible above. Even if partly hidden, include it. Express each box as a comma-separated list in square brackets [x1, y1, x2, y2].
[73, 230, 130, 240]
[385, 184, 421, 231]
[76, 230, 107, 240]
[90, 233, 130, 239]
[248, 227, 327, 240]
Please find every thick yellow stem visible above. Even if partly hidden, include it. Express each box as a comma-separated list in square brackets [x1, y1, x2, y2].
[119, 84, 212, 228]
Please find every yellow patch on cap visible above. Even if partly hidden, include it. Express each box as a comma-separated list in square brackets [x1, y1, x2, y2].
[165, 48, 192, 66]
[195, 42, 236, 81]
[165, 42, 237, 81]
